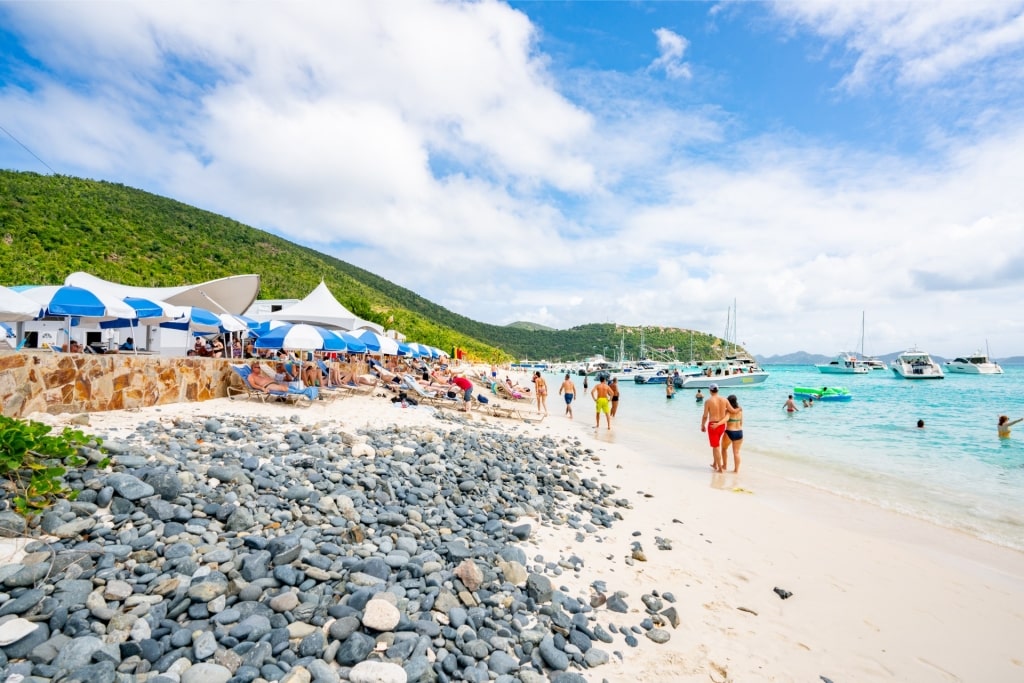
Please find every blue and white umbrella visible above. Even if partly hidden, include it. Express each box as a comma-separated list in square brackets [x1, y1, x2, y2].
[396, 341, 415, 356]
[20, 285, 136, 320]
[351, 328, 400, 355]
[335, 332, 368, 354]
[407, 342, 434, 358]
[254, 322, 348, 351]
[100, 296, 186, 329]
[160, 306, 224, 333]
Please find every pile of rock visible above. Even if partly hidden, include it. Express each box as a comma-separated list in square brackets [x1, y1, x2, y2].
[0, 411, 666, 683]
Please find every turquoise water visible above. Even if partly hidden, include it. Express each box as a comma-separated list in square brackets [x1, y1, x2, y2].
[541, 366, 1024, 551]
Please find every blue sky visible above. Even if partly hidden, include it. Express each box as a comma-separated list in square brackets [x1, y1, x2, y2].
[2, 1, 1024, 356]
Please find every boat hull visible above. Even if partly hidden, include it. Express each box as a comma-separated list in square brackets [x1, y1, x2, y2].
[682, 372, 768, 389]
[945, 365, 1003, 374]
[816, 365, 869, 375]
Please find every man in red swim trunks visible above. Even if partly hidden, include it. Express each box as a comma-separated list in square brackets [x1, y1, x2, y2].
[700, 384, 729, 473]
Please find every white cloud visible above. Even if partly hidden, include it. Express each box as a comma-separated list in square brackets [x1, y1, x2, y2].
[649, 28, 693, 80]
[769, 0, 1024, 89]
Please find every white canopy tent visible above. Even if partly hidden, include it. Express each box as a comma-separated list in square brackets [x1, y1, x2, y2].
[264, 281, 383, 333]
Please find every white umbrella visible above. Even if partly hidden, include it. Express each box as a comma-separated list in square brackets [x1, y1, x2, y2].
[0, 285, 43, 322]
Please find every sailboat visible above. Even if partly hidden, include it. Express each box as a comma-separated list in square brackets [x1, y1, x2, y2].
[857, 311, 887, 370]
[682, 300, 769, 389]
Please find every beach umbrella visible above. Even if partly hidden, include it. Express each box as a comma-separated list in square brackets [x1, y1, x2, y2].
[0, 285, 44, 322]
[159, 306, 223, 333]
[20, 285, 136, 320]
[335, 331, 368, 354]
[253, 322, 348, 351]
[396, 341, 415, 356]
[407, 342, 433, 358]
[351, 329, 399, 355]
[100, 296, 186, 328]
[20, 284, 137, 347]
[217, 313, 250, 333]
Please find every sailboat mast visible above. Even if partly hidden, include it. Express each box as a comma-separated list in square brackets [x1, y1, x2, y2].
[733, 298, 738, 354]
[861, 311, 866, 357]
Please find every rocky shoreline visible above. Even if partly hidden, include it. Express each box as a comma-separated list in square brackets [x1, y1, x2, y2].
[0, 410, 674, 683]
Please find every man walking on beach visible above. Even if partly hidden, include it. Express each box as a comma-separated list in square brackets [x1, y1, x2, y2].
[592, 376, 613, 429]
[701, 384, 729, 472]
[559, 373, 577, 419]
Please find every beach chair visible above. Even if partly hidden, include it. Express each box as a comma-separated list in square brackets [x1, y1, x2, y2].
[227, 364, 318, 406]
[401, 375, 461, 409]
[495, 381, 530, 402]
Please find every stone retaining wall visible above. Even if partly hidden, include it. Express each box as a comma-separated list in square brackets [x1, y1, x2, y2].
[0, 352, 235, 418]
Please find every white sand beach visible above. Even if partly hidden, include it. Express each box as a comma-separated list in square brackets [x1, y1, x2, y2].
[26, 388, 1024, 682]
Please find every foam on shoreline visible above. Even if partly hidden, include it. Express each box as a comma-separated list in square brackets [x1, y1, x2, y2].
[35, 394, 1024, 681]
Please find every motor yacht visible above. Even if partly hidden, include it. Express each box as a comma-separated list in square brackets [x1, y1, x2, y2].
[944, 353, 1003, 375]
[891, 349, 944, 379]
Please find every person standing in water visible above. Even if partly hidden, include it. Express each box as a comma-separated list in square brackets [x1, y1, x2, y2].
[665, 376, 675, 399]
[998, 415, 1023, 438]
[559, 373, 577, 419]
[783, 395, 799, 413]
[532, 371, 548, 415]
[591, 376, 613, 429]
[609, 377, 621, 417]
[721, 394, 744, 473]
[701, 384, 729, 473]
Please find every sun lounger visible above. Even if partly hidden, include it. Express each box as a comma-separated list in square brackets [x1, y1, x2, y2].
[227, 364, 318, 405]
[495, 382, 530, 402]
[401, 375, 461, 409]
[480, 402, 546, 423]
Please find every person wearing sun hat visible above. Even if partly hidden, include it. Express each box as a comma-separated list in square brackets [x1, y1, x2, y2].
[700, 383, 729, 473]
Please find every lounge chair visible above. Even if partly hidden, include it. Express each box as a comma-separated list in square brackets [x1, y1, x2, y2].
[227, 364, 318, 405]
[318, 359, 376, 396]
[495, 382, 530, 402]
[480, 401, 546, 424]
[401, 375, 461, 409]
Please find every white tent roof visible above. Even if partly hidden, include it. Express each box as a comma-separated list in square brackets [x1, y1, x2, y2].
[65, 271, 261, 315]
[265, 281, 381, 332]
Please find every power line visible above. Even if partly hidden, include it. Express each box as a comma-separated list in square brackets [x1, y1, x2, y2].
[0, 123, 56, 174]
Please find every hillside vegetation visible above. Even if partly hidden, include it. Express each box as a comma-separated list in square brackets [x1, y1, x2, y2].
[0, 171, 733, 361]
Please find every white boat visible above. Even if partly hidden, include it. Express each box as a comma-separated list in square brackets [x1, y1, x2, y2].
[682, 301, 768, 389]
[891, 349, 944, 379]
[945, 352, 1003, 375]
[816, 353, 870, 375]
[681, 356, 769, 389]
[860, 357, 888, 371]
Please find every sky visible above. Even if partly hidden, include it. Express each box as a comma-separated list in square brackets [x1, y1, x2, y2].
[2, 0, 1024, 357]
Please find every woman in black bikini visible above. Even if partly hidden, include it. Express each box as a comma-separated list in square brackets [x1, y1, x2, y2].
[720, 394, 744, 473]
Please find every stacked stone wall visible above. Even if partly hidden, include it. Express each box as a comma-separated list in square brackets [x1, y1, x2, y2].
[0, 352, 234, 418]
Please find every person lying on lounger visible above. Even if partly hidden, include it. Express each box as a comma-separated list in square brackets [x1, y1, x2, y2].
[248, 364, 292, 393]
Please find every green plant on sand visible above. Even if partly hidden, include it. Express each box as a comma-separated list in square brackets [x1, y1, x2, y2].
[0, 415, 108, 517]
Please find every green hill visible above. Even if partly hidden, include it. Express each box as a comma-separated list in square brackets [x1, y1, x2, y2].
[0, 170, 733, 361]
